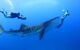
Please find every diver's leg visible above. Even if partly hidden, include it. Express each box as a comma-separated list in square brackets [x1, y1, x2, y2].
[0, 11, 9, 18]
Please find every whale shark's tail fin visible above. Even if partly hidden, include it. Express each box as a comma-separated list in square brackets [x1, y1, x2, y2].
[57, 10, 70, 28]
[62, 10, 69, 19]
[39, 10, 70, 40]
[38, 17, 59, 40]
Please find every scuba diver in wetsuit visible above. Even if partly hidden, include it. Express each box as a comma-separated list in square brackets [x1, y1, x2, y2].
[0, 11, 26, 20]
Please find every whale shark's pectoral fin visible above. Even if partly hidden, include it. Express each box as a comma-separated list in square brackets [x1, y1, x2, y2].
[39, 28, 45, 40]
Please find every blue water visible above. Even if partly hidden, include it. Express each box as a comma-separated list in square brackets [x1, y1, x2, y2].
[0, 0, 80, 50]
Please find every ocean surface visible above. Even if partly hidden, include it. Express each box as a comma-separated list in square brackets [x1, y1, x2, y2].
[0, 0, 80, 50]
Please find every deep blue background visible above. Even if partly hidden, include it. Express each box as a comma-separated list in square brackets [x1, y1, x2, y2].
[0, 0, 80, 50]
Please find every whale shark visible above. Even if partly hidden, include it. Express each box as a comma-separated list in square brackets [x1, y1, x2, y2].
[0, 10, 69, 40]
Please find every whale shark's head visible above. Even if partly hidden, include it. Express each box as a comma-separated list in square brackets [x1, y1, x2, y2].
[0, 25, 4, 34]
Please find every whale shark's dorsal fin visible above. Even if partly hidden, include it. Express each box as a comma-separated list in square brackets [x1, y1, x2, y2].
[57, 10, 70, 28]
[20, 24, 28, 30]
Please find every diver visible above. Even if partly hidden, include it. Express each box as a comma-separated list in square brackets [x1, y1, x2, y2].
[0, 11, 26, 20]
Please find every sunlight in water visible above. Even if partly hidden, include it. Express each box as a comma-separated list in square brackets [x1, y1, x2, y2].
[5, 0, 16, 12]
[24, 0, 59, 7]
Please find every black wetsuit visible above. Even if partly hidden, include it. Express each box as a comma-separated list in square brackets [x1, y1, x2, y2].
[0, 11, 26, 20]
[10, 12, 20, 18]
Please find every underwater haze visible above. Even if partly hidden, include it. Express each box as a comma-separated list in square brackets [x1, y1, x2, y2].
[0, 0, 80, 50]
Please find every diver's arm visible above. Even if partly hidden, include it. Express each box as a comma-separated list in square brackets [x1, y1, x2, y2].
[18, 15, 26, 20]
